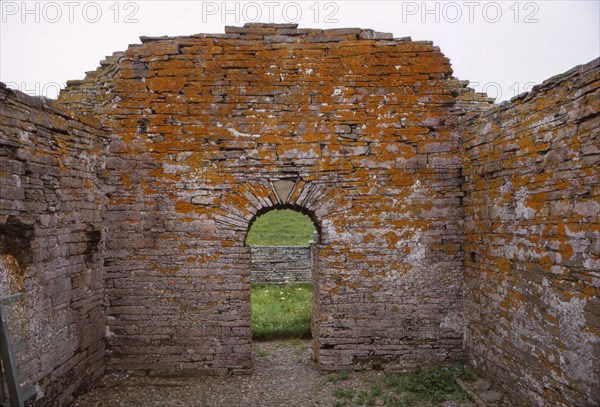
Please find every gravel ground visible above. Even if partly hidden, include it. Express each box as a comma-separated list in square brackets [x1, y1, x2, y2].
[72, 340, 475, 407]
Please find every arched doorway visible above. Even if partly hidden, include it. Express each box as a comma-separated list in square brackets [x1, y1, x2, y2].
[245, 206, 320, 346]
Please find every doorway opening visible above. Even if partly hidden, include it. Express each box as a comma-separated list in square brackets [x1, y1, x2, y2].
[245, 207, 319, 341]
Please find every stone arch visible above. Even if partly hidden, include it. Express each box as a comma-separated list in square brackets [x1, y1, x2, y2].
[237, 179, 339, 242]
[244, 203, 321, 247]
[218, 178, 346, 367]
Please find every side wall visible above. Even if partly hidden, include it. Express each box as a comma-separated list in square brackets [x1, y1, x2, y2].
[462, 59, 599, 406]
[250, 245, 314, 284]
[0, 84, 107, 405]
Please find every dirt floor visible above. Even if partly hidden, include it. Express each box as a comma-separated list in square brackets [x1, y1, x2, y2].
[72, 340, 477, 407]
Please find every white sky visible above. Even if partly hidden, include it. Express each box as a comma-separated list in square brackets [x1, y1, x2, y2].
[0, 0, 598, 101]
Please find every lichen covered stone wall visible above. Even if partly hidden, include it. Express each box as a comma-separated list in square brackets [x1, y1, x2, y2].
[59, 23, 485, 374]
[4, 22, 597, 406]
[461, 58, 599, 406]
[250, 245, 313, 284]
[0, 83, 107, 404]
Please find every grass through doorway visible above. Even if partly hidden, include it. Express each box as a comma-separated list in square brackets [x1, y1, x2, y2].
[251, 283, 313, 340]
[247, 209, 316, 341]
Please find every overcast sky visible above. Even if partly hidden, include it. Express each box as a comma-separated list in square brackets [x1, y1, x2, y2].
[1, 0, 598, 101]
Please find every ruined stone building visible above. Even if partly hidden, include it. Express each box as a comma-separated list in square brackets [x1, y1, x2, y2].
[0, 24, 598, 406]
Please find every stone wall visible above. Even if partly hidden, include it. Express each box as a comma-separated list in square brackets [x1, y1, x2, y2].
[461, 58, 599, 406]
[59, 23, 489, 374]
[0, 83, 107, 404]
[2, 23, 597, 406]
[250, 245, 314, 284]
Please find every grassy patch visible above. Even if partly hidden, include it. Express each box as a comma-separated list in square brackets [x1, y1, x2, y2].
[357, 385, 382, 406]
[323, 363, 472, 407]
[382, 364, 472, 405]
[251, 283, 313, 340]
[246, 209, 316, 246]
[252, 345, 269, 357]
[333, 386, 355, 400]
[326, 371, 349, 383]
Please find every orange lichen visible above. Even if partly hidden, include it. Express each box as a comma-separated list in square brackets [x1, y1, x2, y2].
[175, 201, 195, 214]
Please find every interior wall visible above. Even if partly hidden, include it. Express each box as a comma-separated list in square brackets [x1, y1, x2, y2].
[461, 58, 599, 406]
[0, 83, 108, 404]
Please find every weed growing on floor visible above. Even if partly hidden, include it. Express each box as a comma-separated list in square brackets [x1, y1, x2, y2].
[382, 364, 472, 404]
[333, 386, 355, 400]
[289, 338, 307, 348]
[387, 365, 469, 403]
[356, 384, 382, 406]
[326, 371, 349, 383]
[252, 346, 269, 357]
[327, 363, 472, 406]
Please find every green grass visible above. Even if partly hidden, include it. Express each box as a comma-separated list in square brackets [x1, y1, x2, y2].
[381, 364, 472, 405]
[246, 209, 316, 246]
[326, 371, 349, 383]
[321, 363, 472, 407]
[333, 387, 355, 400]
[357, 385, 382, 406]
[251, 283, 313, 340]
